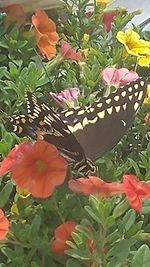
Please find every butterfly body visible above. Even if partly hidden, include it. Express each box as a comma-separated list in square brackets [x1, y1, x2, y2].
[7, 78, 147, 175]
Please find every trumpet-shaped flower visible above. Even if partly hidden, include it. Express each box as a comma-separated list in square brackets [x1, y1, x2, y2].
[96, 0, 116, 8]
[50, 87, 80, 108]
[68, 176, 124, 196]
[2, 4, 26, 26]
[0, 209, 9, 240]
[51, 221, 78, 255]
[32, 9, 59, 60]
[116, 29, 150, 67]
[0, 140, 67, 198]
[102, 11, 118, 32]
[61, 40, 82, 61]
[123, 174, 150, 212]
[102, 67, 139, 87]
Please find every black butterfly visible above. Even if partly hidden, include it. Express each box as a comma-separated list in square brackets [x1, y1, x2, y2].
[7, 78, 147, 175]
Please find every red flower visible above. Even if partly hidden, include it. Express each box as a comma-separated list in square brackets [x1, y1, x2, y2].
[102, 67, 139, 87]
[32, 9, 59, 60]
[2, 4, 26, 27]
[123, 174, 150, 212]
[0, 209, 9, 240]
[102, 11, 118, 32]
[51, 221, 78, 255]
[68, 176, 124, 196]
[61, 40, 82, 61]
[0, 140, 67, 198]
[0, 141, 32, 176]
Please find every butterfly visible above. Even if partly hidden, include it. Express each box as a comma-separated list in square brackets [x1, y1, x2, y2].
[7, 78, 147, 176]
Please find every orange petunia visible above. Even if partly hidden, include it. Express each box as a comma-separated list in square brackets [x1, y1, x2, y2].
[2, 4, 26, 27]
[0, 209, 9, 240]
[68, 176, 124, 197]
[0, 140, 67, 198]
[51, 221, 78, 255]
[32, 9, 59, 59]
[0, 141, 32, 176]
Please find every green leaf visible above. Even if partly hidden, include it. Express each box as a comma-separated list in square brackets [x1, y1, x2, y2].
[66, 258, 84, 267]
[0, 182, 14, 208]
[122, 210, 136, 231]
[132, 245, 150, 267]
[30, 215, 41, 238]
[84, 206, 102, 223]
[107, 238, 136, 265]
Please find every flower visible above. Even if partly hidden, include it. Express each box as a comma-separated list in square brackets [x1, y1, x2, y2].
[96, 0, 116, 8]
[51, 221, 78, 255]
[102, 11, 118, 32]
[2, 4, 26, 27]
[123, 174, 150, 212]
[68, 176, 124, 196]
[116, 29, 150, 67]
[50, 87, 80, 108]
[144, 85, 150, 107]
[102, 67, 139, 87]
[61, 40, 82, 61]
[32, 9, 59, 60]
[0, 141, 32, 176]
[1, 140, 67, 198]
[145, 113, 150, 124]
[0, 209, 9, 240]
[138, 54, 150, 67]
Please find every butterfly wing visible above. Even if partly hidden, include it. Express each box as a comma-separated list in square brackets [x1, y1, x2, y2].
[9, 92, 90, 172]
[60, 78, 147, 160]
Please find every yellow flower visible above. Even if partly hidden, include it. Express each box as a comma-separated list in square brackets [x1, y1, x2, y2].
[83, 33, 90, 43]
[116, 29, 150, 56]
[16, 186, 30, 198]
[138, 54, 150, 67]
[96, 0, 116, 8]
[144, 85, 150, 106]
[11, 202, 19, 215]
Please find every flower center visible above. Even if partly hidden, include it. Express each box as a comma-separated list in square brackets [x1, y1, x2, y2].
[35, 160, 47, 171]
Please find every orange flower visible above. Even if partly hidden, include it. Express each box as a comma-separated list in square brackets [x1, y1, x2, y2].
[11, 140, 67, 198]
[51, 221, 78, 255]
[0, 141, 32, 176]
[2, 4, 26, 27]
[123, 174, 150, 212]
[32, 9, 59, 59]
[69, 176, 124, 196]
[0, 209, 9, 240]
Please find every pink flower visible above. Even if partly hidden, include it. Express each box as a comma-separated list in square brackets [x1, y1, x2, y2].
[68, 176, 124, 196]
[123, 174, 150, 212]
[102, 11, 118, 32]
[50, 87, 80, 108]
[102, 67, 139, 87]
[61, 40, 82, 61]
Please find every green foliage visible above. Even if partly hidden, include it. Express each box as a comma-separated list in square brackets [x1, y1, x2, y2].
[0, 0, 150, 267]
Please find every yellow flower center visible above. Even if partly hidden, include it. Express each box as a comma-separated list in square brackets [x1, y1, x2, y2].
[35, 160, 47, 171]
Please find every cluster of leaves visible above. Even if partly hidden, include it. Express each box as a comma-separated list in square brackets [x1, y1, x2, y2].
[0, 0, 150, 267]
